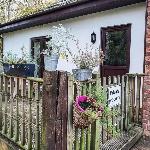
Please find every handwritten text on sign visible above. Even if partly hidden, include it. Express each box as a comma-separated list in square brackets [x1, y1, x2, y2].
[107, 85, 121, 108]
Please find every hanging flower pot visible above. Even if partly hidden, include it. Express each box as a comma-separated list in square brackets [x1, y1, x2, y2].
[72, 69, 92, 81]
[73, 96, 103, 128]
[44, 54, 59, 71]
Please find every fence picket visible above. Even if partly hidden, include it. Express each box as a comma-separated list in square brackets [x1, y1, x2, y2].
[34, 82, 40, 150]
[3, 76, 8, 135]
[136, 76, 141, 124]
[91, 75, 100, 150]
[80, 129, 85, 150]
[125, 75, 129, 130]
[102, 77, 107, 143]
[28, 80, 33, 150]
[117, 75, 121, 131]
[86, 83, 92, 150]
[9, 77, 14, 138]
[112, 76, 117, 136]
[21, 78, 26, 146]
[14, 78, 19, 142]
[0, 76, 3, 132]
[121, 76, 125, 131]
[67, 76, 74, 150]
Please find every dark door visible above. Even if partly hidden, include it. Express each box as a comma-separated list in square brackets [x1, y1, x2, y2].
[31, 36, 48, 78]
[101, 24, 131, 77]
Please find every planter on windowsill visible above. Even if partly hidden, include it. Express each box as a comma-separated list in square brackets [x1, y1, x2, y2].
[72, 69, 92, 81]
[3, 63, 35, 77]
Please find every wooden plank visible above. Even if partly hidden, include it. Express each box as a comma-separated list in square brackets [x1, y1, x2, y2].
[112, 76, 117, 136]
[86, 126, 91, 150]
[80, 83, 86, 150]
[117, 75, 121, 131]
[27, 80, 33, 149]
[57, 72, 68, 150]
[91, 75, 100, 150]
[21, 79, 26, 146]
[120, 127, 143, 150]
[9, 77, 14, 138]
[86, 83, 92, 150]
[74, 128, 80, 150]
[125, 75, 130, 130]
[127, 76, 132, 126]
[35, 82, 40, 150]
[108, 76, 112, 139]
[61, 72, 68, 150]
[67, 75, 74, 150]
[0, 76, 3, 131]
[136, 76, 141, 124]
[102, 77, 107, 143]
[74, 81, 82, 150]
[121, 76, 125, 131]
[80, 129, 85, 150]
[3, 76, 8, 135]
[131, 76, 135, 124]
[42, 71, 58, 150]
[14, 78, 19, 142]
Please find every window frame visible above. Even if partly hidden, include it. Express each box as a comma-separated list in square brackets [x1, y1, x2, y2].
[30, 36, 49, 77]
[101, 24, 131, 69]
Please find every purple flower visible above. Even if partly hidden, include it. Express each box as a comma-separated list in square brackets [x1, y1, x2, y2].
[76, 96, 88, 112]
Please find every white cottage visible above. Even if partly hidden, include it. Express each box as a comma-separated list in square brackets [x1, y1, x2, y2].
[0, 0, 146, 77]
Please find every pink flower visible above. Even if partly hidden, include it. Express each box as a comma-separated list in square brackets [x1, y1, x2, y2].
[76, 96, 88, 112]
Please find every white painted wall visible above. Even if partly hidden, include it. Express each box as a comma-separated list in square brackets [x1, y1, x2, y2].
[3, 2, 146, 73]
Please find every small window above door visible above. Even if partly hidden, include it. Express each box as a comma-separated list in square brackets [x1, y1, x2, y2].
[101, 24, 131, 77]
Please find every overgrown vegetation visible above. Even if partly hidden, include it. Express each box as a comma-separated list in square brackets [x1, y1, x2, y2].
[0, 0, 65, 24]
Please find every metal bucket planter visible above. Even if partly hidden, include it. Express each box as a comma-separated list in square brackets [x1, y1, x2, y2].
[72, 69, 92, 81]
[44, 54, 59, 71]
[3, 63, 35, 77]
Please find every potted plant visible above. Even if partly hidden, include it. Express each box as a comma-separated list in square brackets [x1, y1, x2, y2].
[73, 86, 105, 128]
[72, 42, 99, 81]
[1, 47, 35, 77]
[42, 24, 74, 71]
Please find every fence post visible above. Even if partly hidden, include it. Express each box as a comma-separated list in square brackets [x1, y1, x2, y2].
[42, 71, 68, 150]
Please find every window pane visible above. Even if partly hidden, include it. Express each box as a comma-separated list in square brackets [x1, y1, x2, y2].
[33, 41, 41, 77]
[104, 30, 127, 66]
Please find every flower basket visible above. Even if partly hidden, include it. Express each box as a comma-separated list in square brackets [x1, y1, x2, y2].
[73, 96, 103, 128]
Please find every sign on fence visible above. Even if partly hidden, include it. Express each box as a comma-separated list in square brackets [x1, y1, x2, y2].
[107, 85, 121, 108]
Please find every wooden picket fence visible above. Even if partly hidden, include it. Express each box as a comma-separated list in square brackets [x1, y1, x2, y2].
[67, 73, 144, 150]
[0, 72, 144, 150]
[0, 74, 43, 150]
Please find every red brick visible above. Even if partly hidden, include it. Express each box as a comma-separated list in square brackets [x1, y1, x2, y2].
[143, 119, 148, 124]
[143, 123, 148, 130]
[143, 0, 150, 135]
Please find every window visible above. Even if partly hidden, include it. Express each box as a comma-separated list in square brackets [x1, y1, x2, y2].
[101, 24, 131, 67]
[31, 36, 49, 77]
[100, 24, 131, 77]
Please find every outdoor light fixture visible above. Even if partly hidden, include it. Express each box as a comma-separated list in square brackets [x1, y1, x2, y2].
[91, 32, 96, 44]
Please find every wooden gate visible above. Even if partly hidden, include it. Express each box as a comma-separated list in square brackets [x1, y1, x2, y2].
[67, 73, 144, 150]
